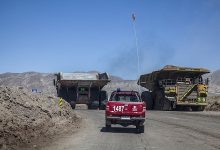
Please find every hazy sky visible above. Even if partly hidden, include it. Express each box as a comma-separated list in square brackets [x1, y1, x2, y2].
[0, 0, 220, 79]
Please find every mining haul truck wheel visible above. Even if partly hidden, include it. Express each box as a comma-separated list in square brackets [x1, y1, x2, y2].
[154, 91, 172, 111]
[141, 91, 153, 110]
[154, 91, 164, 110]
[162, 98, 172, 111]
[192, 106, 205, 111]
[70, 101, 76, 109]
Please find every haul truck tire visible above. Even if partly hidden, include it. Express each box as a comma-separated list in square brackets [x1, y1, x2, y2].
[154, 91, 163, 110]
[89, 88, 99, 109]
[70, 101, 76, 109]
[192, 106, 205, 111]
[141, 91, 153, 110]
[154, 90, 172, 111]
[58, 87, 69, 102]
[100, 91, 108, 110]
[162, 98, 172, 111]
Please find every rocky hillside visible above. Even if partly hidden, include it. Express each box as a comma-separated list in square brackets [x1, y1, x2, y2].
[0, 69, 219, 95]
[207, 69, 220, 94]
[0, 72, 124, 96]
[205, 95, 220, 111]
[0, 72, 56, 96]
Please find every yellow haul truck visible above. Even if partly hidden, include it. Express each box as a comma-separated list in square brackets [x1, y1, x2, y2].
[138, 65, 210, 111]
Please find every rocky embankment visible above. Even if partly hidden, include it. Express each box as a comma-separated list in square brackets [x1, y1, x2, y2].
[206, 96, 220, 111]
[0, 86, 81, 150]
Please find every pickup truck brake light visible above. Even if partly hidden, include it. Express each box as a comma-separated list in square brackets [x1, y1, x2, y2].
[143, 102, 146, 111]
[106, 105, 109, 111]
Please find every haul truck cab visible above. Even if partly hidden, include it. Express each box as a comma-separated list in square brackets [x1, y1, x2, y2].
[54, 72, 110, 109]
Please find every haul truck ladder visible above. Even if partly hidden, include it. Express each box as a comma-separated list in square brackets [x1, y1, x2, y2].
[179, 84, 197, 101]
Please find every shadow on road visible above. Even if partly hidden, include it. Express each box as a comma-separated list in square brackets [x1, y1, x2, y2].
[100, 127, 139, 134]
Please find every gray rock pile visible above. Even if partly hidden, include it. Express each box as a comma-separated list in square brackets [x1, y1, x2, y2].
[0, 86, 81, 150]
[206, 96, 220, 111]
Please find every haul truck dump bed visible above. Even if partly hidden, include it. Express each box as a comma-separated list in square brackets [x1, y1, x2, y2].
[54, 72, 110, 109]
[138, 65, 210, 111]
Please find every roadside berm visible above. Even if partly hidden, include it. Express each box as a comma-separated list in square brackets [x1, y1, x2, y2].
[0, 86, 81, 150]
[205, 96, 220, 111]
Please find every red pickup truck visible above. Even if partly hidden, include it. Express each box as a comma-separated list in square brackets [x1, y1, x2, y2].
[105, 90, 146, 133]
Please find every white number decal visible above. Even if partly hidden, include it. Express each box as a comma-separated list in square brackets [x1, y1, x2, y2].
[113, 106, 124, 112]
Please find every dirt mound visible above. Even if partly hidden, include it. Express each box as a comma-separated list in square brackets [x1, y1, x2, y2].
[205, 96, 220, 111]
[0, 86, 81, 150]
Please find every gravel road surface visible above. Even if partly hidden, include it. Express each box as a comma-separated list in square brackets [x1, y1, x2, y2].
[42, 110, 220, 150]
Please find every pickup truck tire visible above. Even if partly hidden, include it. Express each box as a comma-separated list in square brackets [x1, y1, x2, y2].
[105, 120, 111, 129]
[140, 125, 145, 133]
[105, 123, 111, 131]
[106, 124, 111, 128]
[136, 125, 145, 133]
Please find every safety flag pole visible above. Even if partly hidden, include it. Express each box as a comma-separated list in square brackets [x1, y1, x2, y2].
[132, 13, 141, 94]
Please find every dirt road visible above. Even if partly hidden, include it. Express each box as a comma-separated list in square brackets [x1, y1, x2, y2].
[42, 110, 220, 150]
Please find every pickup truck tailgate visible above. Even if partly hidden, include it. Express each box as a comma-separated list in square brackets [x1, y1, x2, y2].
[106, 102, 145, 116]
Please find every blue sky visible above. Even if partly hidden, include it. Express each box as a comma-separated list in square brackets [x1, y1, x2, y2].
[0, 0, 220, 79]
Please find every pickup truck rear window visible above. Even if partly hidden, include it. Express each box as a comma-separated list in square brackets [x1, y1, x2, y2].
[110, 94, 141, 102]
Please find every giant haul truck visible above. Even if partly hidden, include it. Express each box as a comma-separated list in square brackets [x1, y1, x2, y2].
[54, 72, 110, 109]
[138, 65, 210, 111]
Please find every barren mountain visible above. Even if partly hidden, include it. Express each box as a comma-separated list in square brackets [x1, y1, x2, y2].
[0, 72, 57, 95]
[204, 70, 220, 111]
[205, 69, 220, 94]
[0, 71, 124, 96]
[0, 70, 219, 95]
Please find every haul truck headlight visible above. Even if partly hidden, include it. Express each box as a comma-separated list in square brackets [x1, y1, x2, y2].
[165, 87, 176, 95]
[197, 97, 206, 103]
